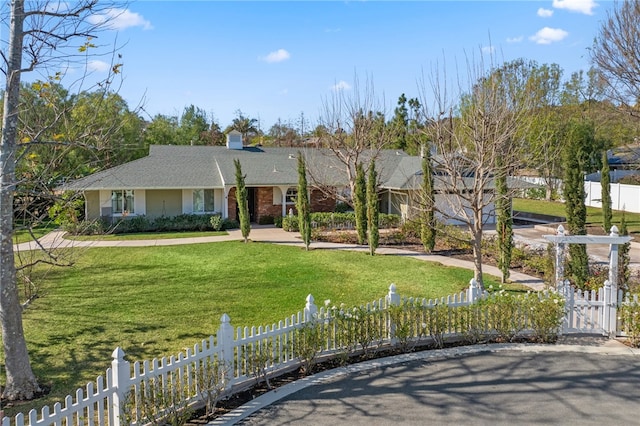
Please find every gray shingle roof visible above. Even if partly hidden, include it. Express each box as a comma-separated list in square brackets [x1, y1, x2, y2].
[60, 145, 537, 192]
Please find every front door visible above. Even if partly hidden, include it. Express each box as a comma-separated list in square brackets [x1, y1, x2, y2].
[247, 187, 256, 222]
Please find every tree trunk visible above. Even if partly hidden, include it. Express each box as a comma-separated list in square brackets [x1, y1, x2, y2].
[1, 0, 41, 400]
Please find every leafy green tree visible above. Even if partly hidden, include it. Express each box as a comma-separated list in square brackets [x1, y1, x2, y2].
[227, 110, 259, 143]
[234, 159, 251, 243]
[366, 160, 379, 255]
[177, 104, 210, 145]
[297, 155, 311, 250]
[420, 146, 436, 253]
[391, 93, 408, 150]
[563, 120, 591, 288]
[619, 211, 631, 292]
[495, 158, 513, 283]
[143, 114, 179, 146]
[601, 150, 613, 232]
[353, 162, 367, 245]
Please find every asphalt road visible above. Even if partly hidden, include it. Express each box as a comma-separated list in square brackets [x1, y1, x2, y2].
[229, 346, 640, 425]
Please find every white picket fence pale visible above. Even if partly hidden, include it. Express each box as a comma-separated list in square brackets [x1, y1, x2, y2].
[0, 278, 625, 426]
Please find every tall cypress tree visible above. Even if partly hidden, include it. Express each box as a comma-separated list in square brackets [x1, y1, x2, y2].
[297, 154, 311, 250]
[354, 162, 367, 245]
[234, 158, 251, 243]
[367, 160, 379, 256]
[619, 211, 631, 292]
[563, 120, 590, 288]
[420, 146, 436, 252]
[601, 150, 613, 233]
[495, 159, 513, 284]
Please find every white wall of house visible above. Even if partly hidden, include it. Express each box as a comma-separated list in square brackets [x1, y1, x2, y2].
[584, 181, 640, 213]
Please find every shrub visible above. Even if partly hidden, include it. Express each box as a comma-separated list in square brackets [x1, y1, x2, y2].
[334, 202, 351, 213]
[282, 215, 299, 232]
[273, 215, 283, 228]
[293, 322, 326, 375]
[620, 297, 640, 347]
[222, 218, 239, 230]
[524, 291, 565, 343]
[258, 215, 274, 225]
[209, 215, 223, 231]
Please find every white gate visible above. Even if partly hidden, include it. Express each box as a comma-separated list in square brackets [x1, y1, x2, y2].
[544, 225, 631, 337]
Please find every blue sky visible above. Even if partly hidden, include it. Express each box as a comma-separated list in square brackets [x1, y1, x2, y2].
[27, 1, 619, 131]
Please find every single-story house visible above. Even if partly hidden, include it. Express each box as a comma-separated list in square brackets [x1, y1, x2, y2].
[60, 131, 533, 224]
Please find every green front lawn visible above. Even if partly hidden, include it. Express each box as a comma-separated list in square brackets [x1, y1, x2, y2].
[13, 224, 57, 244]
[4, 241, 501, 416]
[513, 198, 640, 236]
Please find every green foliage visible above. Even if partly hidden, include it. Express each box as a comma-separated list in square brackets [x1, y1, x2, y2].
[209, 215, 223, 231]
[524, 292, 565, 343]
[48, 192, 84, 227]
[619, 212, 631, 292]
[601, 150, 613, 232]
[126, 375, 193, 426]
[242, 339, 276, 389]
[495, 165, 513, 283]
[222, 218, 239, 230]
[354, 162, 367, 245]
[620, 297, 640, 348]
[282, 214, 299, 232]
[281, 212, 401, 233]
[294, 322, 325, 375]
[194, 359, 230, 416]
[479, 289, 524, 342]
[563, 119, 590, 287]
[334, 202, 351, 213]
[257, 215, 274, 225]
[366, 160, 379, 255]
[234, 159, 251, 243]
[420, 153, 436, 252]
[297, 155, 311, 250]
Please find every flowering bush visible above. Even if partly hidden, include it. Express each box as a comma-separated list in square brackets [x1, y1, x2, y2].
[619, 298, 640, 348]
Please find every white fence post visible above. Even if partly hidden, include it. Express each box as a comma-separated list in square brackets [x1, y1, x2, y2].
[467, 278, 480, 303]
[304, 294, 317, 322]
[603, 280, 612, 337]
[110, 347, 130, 426]
[386, 283, 400, 306]
[555, 225, 566, 287]
[218, 314, 235, 383]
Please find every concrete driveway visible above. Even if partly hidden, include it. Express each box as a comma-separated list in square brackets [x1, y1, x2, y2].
[213, 338, 640, 425]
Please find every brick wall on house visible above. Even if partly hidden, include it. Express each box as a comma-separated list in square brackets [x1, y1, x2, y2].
[310, 189, 336, 213]
[228, 186, 336, 222]
[227, 188, 237, 220]
[256, 187, 282, 222]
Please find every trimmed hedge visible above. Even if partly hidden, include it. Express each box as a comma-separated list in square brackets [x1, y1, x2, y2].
[282, 212, 401, 232]
[66, 214, 239, 235]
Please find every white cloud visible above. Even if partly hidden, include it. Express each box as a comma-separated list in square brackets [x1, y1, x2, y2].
[482, 46, 495, 55]
[529, 27, 569, 44]
[261, 49, 291, 63]
[87, 60, 110, 72]
[331, 80, 351, 91]
[88, 8, 152, 30]
[552, 0, 597, 15]
[537, 8, 554, 17]
[507, 36, 524, 43]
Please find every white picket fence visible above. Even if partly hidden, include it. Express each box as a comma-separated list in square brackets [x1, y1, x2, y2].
[2, 282, 484, 426]
[2, 278, 632, 426]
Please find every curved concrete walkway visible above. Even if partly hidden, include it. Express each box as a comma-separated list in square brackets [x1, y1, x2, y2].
[15, 225, 545, 290]
[212, 337, 640, 425]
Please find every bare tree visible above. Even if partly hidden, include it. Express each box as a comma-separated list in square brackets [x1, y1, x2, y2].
[308, 75, 393, 206]
[1, 0, 126, 400]
[419, 55, 533, 288]
[591, 0, 640, 114]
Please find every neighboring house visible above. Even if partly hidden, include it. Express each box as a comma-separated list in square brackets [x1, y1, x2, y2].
[60, 131, 531, 224]
[586, 142, 640, 183]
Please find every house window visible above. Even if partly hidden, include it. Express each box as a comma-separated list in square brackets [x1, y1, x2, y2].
[111, 190, 135, 214]
[193, 189, 215, 213]
[285, 188, 298, 204]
